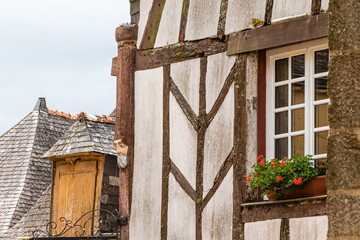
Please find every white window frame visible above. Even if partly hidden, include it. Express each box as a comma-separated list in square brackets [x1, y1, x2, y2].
[266, 38, 329, 160]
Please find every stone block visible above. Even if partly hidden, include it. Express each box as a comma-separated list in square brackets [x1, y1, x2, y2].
[328, 0, 360, 51]
[327, 192, 360, 237]
[328, 53, 360, 128]
[327, 130, 360, 190]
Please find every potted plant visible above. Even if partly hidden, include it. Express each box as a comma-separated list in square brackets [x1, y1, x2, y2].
[246, 155, 326, 200]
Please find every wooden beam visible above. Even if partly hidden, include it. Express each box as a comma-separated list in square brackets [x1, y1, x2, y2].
[241, 197, 326, 223]
[136, 38, 227, 71]
[228, 13, 328, 55]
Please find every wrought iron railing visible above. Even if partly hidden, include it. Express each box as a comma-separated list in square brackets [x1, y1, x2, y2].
[29, 209, 128, 240]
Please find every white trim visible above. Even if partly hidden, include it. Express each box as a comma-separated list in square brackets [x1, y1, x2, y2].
[266, 38, 329, 160]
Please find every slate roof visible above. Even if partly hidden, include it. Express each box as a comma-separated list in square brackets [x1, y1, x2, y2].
[0, 98, 74, 237]
[4, 186, 51, 240]
[43, 112, 116, 159]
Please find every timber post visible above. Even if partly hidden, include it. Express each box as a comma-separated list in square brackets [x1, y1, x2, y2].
[112, 24, 138, 240]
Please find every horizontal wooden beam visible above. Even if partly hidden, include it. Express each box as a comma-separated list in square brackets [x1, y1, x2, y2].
[228, 13, 328, 55]
[136, 38, 227, 71]
[241, 196, 326, 223]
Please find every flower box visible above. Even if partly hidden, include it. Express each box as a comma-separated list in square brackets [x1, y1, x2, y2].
[266, 175, 327, 201]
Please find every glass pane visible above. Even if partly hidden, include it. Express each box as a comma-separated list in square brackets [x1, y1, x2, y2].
[291, 135, 304, 157]
[292, 108, 304, 131]
[291, 54, 305, 78]
[315, 131, 328, 155]
[292, 81, 305, 105]
[275, 111, 288, 134]
[315, 77, 328, 100]
[275, 58, 288, 82]
[315, 104, 328, 128]
[315, 49, 329, 74]
[275, 138, 288, 159]
[275, 85, 288, 108]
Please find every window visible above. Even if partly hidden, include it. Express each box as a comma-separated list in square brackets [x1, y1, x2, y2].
[266, 39, 329, 166]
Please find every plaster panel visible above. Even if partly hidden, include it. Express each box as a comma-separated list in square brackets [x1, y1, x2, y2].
[137, 0, 153, 47]
[289, 216, 328, 240]
[131, 68, 163, 240]
[185, 0, 221, 41]
[321, 0, 329, 11]
[154, 0, 182, 48]
[171, 58, 200, 115]
[206, 52, 236, 113]
[202, 167, 233, 240]
[272, 0, 311, 22]
[225, 0, 266, 35]
[204, 84, 234, 192]
[167, 174, 196, 240]
[245, 219, 281, 240]
[246, 53, 258, 175]
[170, 93, 197, 188]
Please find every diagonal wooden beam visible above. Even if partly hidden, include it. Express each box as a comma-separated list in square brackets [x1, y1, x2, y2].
[201, 149, 234, 211]
[205, 60, 237, 128]
[311, 0, 321, 15]
[139, 0, 167, 50]
[169, 159, 197, 202]
[169, 78, 200, 131]
[264, 0, 274, 25]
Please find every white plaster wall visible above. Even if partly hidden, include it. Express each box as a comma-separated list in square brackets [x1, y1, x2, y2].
[245, 219, 281, 240]
[321, 0, 329, 11]
[203, 84, 234, 192]
[246, 53, 258, 175]
[167, 174, 196, 240]
[131, 68, 163, 240]
[272, 0, 312, 22]
[289, 216, 328, 240]
[206, 52, 236, 113]
[185, 0, 221, 41]
[170, 93, 197, 188]
[171, 58, 200, 115]
[202, 168, 233, 240]
[154, 0, 182, 48]
[225, 0, 267, 35]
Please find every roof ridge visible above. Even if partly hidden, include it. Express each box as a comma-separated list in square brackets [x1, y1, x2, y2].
[48, 109, 114, 124]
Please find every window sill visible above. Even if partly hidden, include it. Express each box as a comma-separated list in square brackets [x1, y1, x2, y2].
[241, 195, 327, 223]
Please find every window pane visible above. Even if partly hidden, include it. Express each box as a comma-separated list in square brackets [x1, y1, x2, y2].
[315, 104, 328, 128]
[291, 135, 304, 157]
[291, 54, 305, 78]
[275, 58, 288, 82]
[292, 81, 305, 105]
[275, 138, 288, 159]
[275, 111, 288, 134]
[315, 49, 329, 74]
[292, 108, 304, 131]
[315, 131, 328, 155]
[275, 85, 288, 108]
[315, 77, 328, 100]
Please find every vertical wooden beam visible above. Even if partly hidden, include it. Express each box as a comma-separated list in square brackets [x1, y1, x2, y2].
[311, 0, 321, 15]
[161, 65, 171, 240]
[264, 0, 274, 25]
[112, 25, 138, 240]
[179, 0, 190, 42]
[196, 57, 207, 240]
[233, 54, 248, 240]
[280, 218, 290, 240]
[217, 0, 229, 36]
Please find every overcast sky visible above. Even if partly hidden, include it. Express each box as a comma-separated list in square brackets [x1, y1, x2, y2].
[0, 0, 130, 135]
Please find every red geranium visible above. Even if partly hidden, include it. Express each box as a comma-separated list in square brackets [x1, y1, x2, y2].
[276, 176, 283, 181]
[280, 161, 286, 167]
[257, 155, 264, 162]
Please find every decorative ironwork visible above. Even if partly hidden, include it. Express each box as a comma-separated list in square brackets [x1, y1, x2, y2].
[31, 209, 127, 240]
